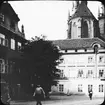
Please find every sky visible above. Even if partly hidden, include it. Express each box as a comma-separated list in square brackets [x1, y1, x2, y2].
[9, 0, 102, 40]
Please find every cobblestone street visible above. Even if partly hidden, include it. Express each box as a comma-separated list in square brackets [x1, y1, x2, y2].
[10, 95, 104, 105]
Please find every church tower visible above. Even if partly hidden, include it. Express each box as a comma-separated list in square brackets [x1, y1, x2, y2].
[72, 0, 79, 14]
[98, 2, 105, 39]
[68, 1, 98, 39]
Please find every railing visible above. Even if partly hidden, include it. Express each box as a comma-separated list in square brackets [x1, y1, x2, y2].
[0, 22, 24, 38]
[0, 37, 8, 47]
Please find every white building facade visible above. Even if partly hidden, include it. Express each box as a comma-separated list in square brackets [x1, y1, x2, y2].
[52, 1, 105, 97]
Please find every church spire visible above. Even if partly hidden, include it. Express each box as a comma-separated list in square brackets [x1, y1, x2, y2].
[21, 25, 25, 38]
[81, 1, 87, 6]
[68, 10, 71, 23]
[98, 6, 100, 18]
[72, 0, 79, 14]
[98, 2, 105, 18]
[101, 2, 105, 16]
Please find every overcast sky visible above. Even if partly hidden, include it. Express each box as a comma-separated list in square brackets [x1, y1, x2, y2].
[9, 1, 102, 40]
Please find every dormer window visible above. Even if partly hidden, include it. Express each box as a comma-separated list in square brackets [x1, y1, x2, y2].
[0, 13, 4, 22]
[10, 20, 15, 31]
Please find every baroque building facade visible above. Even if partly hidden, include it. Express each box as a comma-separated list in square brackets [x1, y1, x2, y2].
[52, 1, 105, 97]
[0, 2, 26, 98]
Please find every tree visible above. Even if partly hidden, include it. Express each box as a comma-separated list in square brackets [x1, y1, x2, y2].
[19, 35, 62, 97]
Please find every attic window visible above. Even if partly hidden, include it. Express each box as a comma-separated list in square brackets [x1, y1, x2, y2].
[10, 20, 15, 30]
[0, 13, 4, 22]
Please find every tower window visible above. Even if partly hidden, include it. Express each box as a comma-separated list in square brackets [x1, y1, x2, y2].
[82, 21, 88, 38]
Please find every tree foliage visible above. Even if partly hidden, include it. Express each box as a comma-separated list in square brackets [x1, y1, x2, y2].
[19, 35, 62, 95]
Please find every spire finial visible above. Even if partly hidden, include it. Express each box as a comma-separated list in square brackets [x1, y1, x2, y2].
[72, 1, 79, 14]
[21, 25, 24, 34]
[21, 25, 25, 38]
[68, 10, 71, 24]
[68, 10, 70, 18]
[98, 6, 100, 18]
[81, 1, 87, 6]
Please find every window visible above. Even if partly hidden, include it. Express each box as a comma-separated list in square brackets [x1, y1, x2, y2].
[99, 70, 104, 78]
[88, 56, 93, 63]
[59, 84, 64, 92]
[17, 42, 21, 51]
[82, 21, 88, 38]
[78, 84, 82, 92]
[99, 56, 105, 63]
[99, 84, 103, 92]
[11, 38, 15, 50]
[60, 70, 64, 78]
[10, 20, 15, 31]
[87, 70, 93, 78]
[78, 70, 83, 77]
[0, 59, 8, 73]
[5, 39, 8, 47]
[5, 60, 8, 73]
[0, 33, 8, 47]
[88, 85, 93, 92]
[10, 61, 15, 73]
[0, 59, 5, 73]
[0, 33, 5, 46]
[73, 22, 76, 27]
[0, 13, 4, 22]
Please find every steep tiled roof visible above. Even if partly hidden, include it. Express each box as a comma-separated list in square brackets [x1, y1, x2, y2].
[52, 38, 105, 50]
[0, 2, 20, 21]
[70, 2, 97, 20]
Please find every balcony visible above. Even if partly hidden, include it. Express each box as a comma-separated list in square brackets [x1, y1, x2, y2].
[0, 22, 24, 38]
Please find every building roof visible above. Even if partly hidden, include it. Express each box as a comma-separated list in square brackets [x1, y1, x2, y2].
[0, 2, 20, 21]
[52, 38, 105, 50]
[70, 1, 97, 20]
